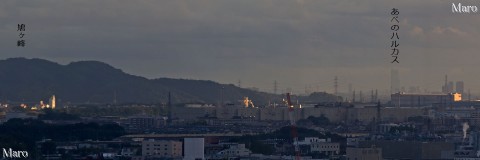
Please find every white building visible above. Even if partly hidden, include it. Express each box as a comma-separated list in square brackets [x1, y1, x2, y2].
[310, 142, 340, 155]
[298, 137, 327, 145]
[184, 138, 205, 160]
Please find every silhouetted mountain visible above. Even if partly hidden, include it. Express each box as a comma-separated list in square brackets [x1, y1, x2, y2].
[0, 58, 340, 105]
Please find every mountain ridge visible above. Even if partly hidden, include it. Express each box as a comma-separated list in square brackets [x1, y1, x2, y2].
[0, 57, 340, 105]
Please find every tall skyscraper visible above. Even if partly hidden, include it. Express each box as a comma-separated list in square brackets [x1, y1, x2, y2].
[49, 95, 56, 109]
[442, 75, 448, 93]
[456, 81, 464, 94]
[348, 83, 353, 100]
[391, 69, 400, 94]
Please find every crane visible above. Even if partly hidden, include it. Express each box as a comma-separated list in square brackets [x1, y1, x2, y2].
[285, 93, 301, 160]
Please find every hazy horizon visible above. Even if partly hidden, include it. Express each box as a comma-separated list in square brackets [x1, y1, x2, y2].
[2, 0, 480, 94]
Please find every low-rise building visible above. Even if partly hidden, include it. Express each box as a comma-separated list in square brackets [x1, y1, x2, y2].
[216, 143, 252, 158]
[347, 147, 383, 160]
[310, 142, 340, 155]
[125, 116, 166, 133]
[142, 139, 182, 159]
[297, 137, 327, 145]
[359, 140, 454, 160]
[391, 92, 461, 107]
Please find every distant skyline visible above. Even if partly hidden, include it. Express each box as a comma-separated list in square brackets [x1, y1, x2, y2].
[1, 0, 480, 94]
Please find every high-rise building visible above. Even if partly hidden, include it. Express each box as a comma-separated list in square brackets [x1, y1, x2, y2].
[456, 81, 464, 94]
[391, 69, 400, 94]
[442, 75, 448, 93]
[447, 81, 454, 93]
[442, 75, 455, 93]
[49, 95, 56, 109]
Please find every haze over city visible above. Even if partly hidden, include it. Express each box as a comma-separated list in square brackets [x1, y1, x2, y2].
[5, 1, 480, 160]
[1, 0, 480, 94]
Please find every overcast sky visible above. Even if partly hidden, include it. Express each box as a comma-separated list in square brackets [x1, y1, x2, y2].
[1, 0, 480, 95]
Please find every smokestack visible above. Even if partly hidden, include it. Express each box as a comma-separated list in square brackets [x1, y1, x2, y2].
[371, 90, 374, 103]
[334, 76, 338, 97]
[221, 86, 224, 107]
[274, 80, 278, 94]
[168, 92, 171, 105]
[360, 91, 363, 103]
[468, 89, 471, 101]
[168, 92, 172, 124]
[352, 90, 356, 103]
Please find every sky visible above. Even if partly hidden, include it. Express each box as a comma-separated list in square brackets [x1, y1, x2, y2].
[1, 0, 480, 95]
